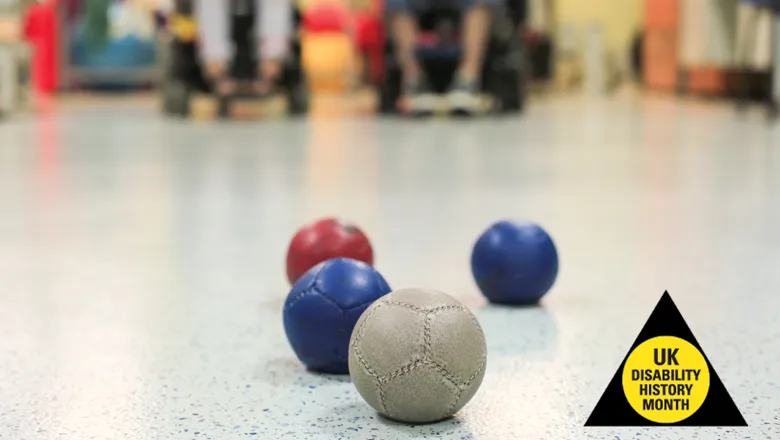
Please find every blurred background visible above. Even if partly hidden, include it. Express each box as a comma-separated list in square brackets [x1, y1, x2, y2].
[3, 2, 780, 438]
[0, 0, 777, 115]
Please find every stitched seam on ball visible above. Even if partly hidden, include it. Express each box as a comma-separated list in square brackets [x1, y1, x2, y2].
[352, 302, 384, 349]
[448, 384, 465, 416]
[287, 265, 346, 312]
[460, 306, 487, 355]
[293, 260, 346, 312]
[309, 284, 346, 312]
[285, 285, 321, 310]
[354, 348, 381, 380]
[461, 306, 487, 389]
[334, 272, 387, 312]
[456, 357, 487, 415]
[422, 359, 462, 388]
[427, 304, 465, 314]
[377, 379, 389, 414]
[427, 305, 487, 393]
[465, 358, 486, 388]
[447, 390, 462, 415]
[422, 314, 431, 358]
[382, 300, 427, 314]
[381, 358, 423, 383]
[350, 302, 385, 413]
[422, 359, 464, 417]
[469, 310, 486, 341]
[344, 296, 384, 312]
[354, 351, 388, 414]
[425, 305, 474, 386]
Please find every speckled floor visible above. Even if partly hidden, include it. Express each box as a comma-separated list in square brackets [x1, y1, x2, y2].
[1, 94, 779, 440]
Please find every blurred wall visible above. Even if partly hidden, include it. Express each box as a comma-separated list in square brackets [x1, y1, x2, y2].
[556, 0, 641, 58]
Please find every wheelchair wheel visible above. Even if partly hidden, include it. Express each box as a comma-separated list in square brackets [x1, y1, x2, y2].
[281, 60, 309, 115]
[287, 83, 309, 115]
[163, 80, 191, 117]
[498, 70, 525, 113]
[378, 66, 402, 114]
[490, 47, 526, 114]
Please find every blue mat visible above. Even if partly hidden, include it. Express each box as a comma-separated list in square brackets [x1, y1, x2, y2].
[71, 28, 156, 69]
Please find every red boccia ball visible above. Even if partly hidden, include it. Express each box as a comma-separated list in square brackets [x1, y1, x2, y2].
[286, 218, 374, 284]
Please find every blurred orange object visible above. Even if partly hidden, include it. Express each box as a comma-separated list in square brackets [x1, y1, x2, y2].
[23, 0, 59, 94]
[643, 0, 679, 91]
[645, 0, 679, 28]
[301, 1, 357, 92]
[643, 29, 678, 90]
[302, 33, 355, 92]
[686, 67, 727, 96]
[0, 17, 21, 43]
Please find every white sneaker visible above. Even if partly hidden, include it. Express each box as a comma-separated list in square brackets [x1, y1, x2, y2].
[446, 76, 481, 116]
[404, 79, 437, 117]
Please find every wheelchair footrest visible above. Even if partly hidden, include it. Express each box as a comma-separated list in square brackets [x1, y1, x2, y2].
[415, 44, 462, 61]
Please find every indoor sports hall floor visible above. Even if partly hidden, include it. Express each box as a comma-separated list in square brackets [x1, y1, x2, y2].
[1, 94, 779, 439]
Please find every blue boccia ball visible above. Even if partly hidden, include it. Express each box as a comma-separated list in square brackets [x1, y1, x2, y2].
[471, 221, 558, 305]
[283, 258, 391, 374]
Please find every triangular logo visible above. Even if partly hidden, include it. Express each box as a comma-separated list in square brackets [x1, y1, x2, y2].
[585, 291, 747, 426]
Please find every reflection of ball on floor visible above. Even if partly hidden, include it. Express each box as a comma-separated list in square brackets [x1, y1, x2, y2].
[471, 220, 558, 305]
[348, 288, 486, 424]
[286, 218, 374, 285]
[283, 258, 391, 374]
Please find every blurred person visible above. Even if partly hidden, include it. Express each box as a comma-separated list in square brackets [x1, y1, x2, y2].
[0, 0, 33, 116]
[387, 0, 498, 115]
[195, 0, 292, 95]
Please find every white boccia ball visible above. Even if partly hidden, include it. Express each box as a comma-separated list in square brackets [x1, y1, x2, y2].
[348, 288, 487, 423]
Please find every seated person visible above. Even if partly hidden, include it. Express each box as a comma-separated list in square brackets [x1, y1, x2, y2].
[386, 0, 498, 115]
[0, 0, 32, 116]
[194, 0, 292, 95]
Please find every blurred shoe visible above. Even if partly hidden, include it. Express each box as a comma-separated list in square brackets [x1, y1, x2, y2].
[404, 78, 436, 117]
[446, 75, 481, 116]
[215, 78, 237, 97]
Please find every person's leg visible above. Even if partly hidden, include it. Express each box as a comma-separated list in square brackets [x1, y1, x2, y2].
[446, 0, 498, 114]
[386, 0, 436, 115]
[194, 0, 234, 94]
[458, 0, 495, 80]
[256, 0, 292, 93]
[387, 0, 422, 85]
[0, 45, 16, 116]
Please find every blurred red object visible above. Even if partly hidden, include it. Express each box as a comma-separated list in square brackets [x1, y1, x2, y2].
[354, 11, 381, 50]
[286, 218, 374, 285]
[302, 2, 351, 33]
[353, 7, 384, 83]
[23, 0, 59, 94]
[303, 1, 386, 83]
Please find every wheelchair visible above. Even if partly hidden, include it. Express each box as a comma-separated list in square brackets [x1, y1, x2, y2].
[377, 0, 528, 115]
[161, 0, 309, 118]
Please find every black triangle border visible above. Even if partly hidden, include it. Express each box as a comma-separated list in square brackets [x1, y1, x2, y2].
[584, 291, 747, 427]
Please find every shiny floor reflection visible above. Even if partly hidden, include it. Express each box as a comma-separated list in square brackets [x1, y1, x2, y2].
[1, 95, 779, 439]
